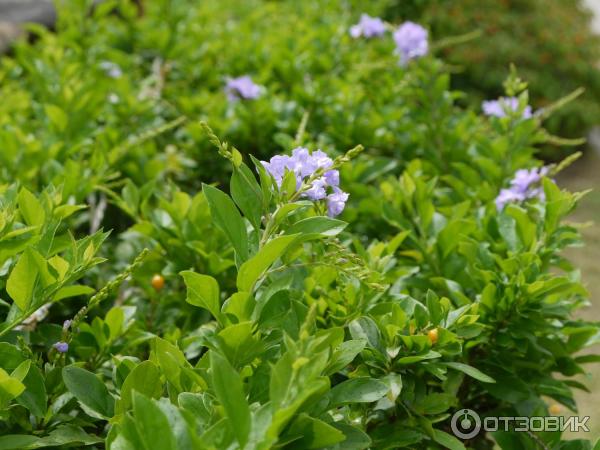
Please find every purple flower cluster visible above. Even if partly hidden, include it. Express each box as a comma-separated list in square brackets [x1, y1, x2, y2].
[393, 22, 429, 65]
[225, 76, 262, 101]
[482, 97, 533, 119]
[350, 14, 386, 39]
[53, 341, 69, 353]
[495, 167, 548, 210]
[261, 148, 349, 217]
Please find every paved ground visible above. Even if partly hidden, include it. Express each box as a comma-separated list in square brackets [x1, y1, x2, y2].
[584, 0, 600, 34]
[0, 1, 54, 24]
[557, 146, 600, 440]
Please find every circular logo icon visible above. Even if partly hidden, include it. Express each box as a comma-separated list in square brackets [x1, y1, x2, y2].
[451, 409, 481, 440]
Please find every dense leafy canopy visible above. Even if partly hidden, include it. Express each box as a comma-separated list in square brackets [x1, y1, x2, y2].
[0, 1, 598, 449]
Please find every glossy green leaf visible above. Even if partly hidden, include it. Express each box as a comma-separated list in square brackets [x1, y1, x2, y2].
[62, 366, 114, 417]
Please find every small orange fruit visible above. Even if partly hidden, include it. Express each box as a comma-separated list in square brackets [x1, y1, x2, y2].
[151, 274, 165, 291]
[427, 328, 439, 345]
[549, 404, 561, 415]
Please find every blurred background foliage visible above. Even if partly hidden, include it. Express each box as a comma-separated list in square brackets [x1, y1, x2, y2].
[384, 0, 600, 157]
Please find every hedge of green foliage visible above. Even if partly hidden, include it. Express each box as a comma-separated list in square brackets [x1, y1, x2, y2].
[405, 0, 600, 151]
[0, 1, 598, 449]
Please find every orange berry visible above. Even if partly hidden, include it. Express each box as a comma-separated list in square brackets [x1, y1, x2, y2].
[151, 274, 165, 291]
[427, 328, 439, 345]
[549, 404, 561, 415]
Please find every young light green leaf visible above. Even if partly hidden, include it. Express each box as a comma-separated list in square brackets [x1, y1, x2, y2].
[17, 188, 45, 228]
[180, 271, 221, 321]
[6, 248, 39, 311]
[236, 234, 298, 292]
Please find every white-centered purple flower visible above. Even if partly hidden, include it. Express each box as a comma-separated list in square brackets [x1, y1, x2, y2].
[393, 21, 428, 65]
[261, 148, 349, 216]
[53, 341, 69, 353]
[482, 97, 533, 119]
[495, 167, 548, 210]
[225, 75, 262, 101]
[350, 14, 386, 38]
[99, 61, 123, 79]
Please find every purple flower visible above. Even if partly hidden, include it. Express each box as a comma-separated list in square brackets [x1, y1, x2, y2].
[324, 170, 339, 187]
[350, 14, 386, 38]
[53, 342, 69, 353]
[261, 149, 349, 216]
[261, 147, 334, 189]
[393, 22, 428, 65]
[327, 188, 349, 217]
[495, 188, 526, 211]
[62, 320, 72, 330]
[510, 168, 541, 193]
[305, 177, 328, 200]
[225, 75, 262, 101]
[482, 97, 533, 119]
[495, 167, 548, 210]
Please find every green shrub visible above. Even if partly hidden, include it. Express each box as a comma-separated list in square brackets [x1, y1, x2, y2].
[0, 1, 598, 449]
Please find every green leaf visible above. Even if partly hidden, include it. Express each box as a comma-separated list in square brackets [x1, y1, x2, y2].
[209, 351, 251, 447]
[432, 429, 466, 450]
[329, 377, 389, 406]
[0, 368, 26, 408]
[426, 290, 443, 326]
[397, 350, 441, 365]
[325, 339, 366, 375]
[180, 271, 221, 321]
[202, 184, 248, 261]
[132, 392, 177, 450]
[329, 423, 372, 450]
[117, 361, 162, 413]
[222, 291, 255, 323]
[443, 362, 496, 383]
[349, 317, 382, 352]
[16, 363, 47, 417]
[231, 163, 263, 230]
[44, 104, 68, 132]
[62, 366, 115, 417]
[6, 248, 39, 311]
[53, 285, 95, 301]
[17, 188, 45, 228]
[285, 414, 345, 449]
[236, 234, 298, 291]
[506, 205, 536, 250]
[285, 217, 347, 237]
[0, 435, 40, 450]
